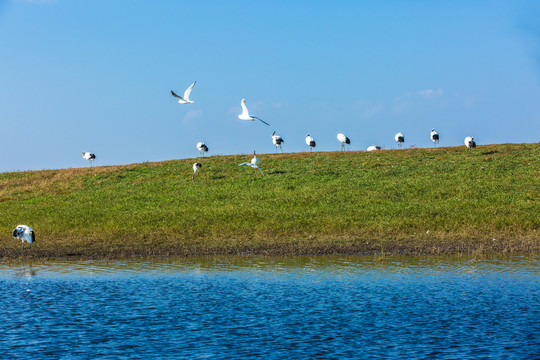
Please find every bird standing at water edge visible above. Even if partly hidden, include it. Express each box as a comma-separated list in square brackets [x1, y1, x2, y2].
[197, 142, 208, 156]
[337, 133, 351, 151]
[238, 99, 270, 126]
[82, 152, 96, 166]
[395, 132, 405, 148]
[430, 129, 439, 146]
[12, 225, 35, 251]
[192, 163, 202, 180]
[272, 131, 284, 152]
[305, 134, 316, 151]
[171, 81, 196, 104]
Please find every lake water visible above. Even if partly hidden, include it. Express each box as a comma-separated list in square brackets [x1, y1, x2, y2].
[1, 256, 538, 359]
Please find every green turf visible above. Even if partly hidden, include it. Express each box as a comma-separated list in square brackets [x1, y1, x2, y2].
[0, 143, 538, 258]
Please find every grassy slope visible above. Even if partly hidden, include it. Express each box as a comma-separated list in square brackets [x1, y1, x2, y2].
[0, 143, 538, 259]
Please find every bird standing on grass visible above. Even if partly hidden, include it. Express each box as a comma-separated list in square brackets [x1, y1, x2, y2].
[272, 131, 284, 152]
[367, 145, 381, 151]
[239, 151, 264, 175]
[464, 136, 476, 151]
[305, 134, 316, 151]
[192, 163, 202, 180]
[171, 81, 196, 104]
[12, 225, 35, 251]
[238, 99, 270, 126]
[196, 142, 208, 156]
[395, 132, 405, 148]
[337, 133, 350, 151]
[430, 129, 439, 146]
[82, 152, 96, 166]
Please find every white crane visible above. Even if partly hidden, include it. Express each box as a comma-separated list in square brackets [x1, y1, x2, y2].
[192, 163, 202, 180]
[272, 131, 284, 152]
[171, 81, 196, 104]
[305, 134, 316, 151]
[367, 145, 381, 151]
[238, 99, 270, 126]
[82, 152, 96, 166]
[12, 225, 35, 251]
[395, 132, 405, 148]
[430, 129, 439, 146]
[337, 133, 351, 151]
[464, 136, 476, 151]
[239, 151, 264, 175]
[196, 142, 208, 156]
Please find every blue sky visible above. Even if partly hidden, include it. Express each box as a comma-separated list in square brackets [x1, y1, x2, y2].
[1, 0, 539, 172]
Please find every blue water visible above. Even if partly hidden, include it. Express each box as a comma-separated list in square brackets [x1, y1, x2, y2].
[0, 256, 538, 359]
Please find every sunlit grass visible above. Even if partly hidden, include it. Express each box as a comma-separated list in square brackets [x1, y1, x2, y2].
[0, 143, 538, 259]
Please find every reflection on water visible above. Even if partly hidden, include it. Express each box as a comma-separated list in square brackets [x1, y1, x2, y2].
[1, 255, 539, 279]
[1, 255, 538, 359]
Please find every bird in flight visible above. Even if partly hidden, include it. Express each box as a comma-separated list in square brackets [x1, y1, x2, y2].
[238, 99, 270, 126]
[171, 81, 196, 104]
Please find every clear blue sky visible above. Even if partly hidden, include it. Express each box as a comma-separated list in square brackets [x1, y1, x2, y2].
[1, 0, 539, 172]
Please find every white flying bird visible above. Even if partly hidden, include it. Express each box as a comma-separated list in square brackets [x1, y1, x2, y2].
[192, 163, 202, 180]
[305, 134, 316, 151]
[238, 99, 270, 126]
[464, 136, 476, 150]
[82, 152, 96, 166]
[367, 145, 381, 151]
[171, 81, 196, 104]
[430, 129, 439, 146]
[12, 225, 35, 251]
[196, 142, 208, 156]
[272, 131, 284, 152]
[337, 133, 351, 151]
[395, 132, 405, 148]
[239, 151, 264, 175]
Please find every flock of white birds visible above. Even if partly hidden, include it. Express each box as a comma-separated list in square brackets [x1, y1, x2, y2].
[12, 81, 478, 250]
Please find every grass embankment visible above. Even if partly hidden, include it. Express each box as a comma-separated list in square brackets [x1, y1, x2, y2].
[0, 143, 538, 259]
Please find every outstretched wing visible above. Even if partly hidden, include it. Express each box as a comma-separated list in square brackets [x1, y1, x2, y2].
[240, 99, 249, 117]
[183, 81, 196, 101]
[253, 116, 270, 126]
[239, 163, 251, 167]
[171, 90, 184, 100]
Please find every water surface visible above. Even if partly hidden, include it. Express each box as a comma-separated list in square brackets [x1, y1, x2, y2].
[1, 256, 538, 359]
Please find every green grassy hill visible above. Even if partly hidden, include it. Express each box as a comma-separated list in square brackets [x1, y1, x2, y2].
[1, 143, 538, 259]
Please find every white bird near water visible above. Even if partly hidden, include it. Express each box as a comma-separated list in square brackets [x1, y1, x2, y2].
[82, 152, 96, 166]
[171, 81, 196, 104]
[305, 134, 316, 151]
[272, 131, 284, 152]
[395, 132, 405, 148]
[430, 129, 440, 146]
[196, 142, 208, 156]
[464, 136, 476, 150]
[192, 163, 202, 180]
[239, 151, 264, 175]
[337, 133, 351, 151]
[238, 99, 270, 126]
[367, 145, 381, 151]
[12, 225, 35, 251]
